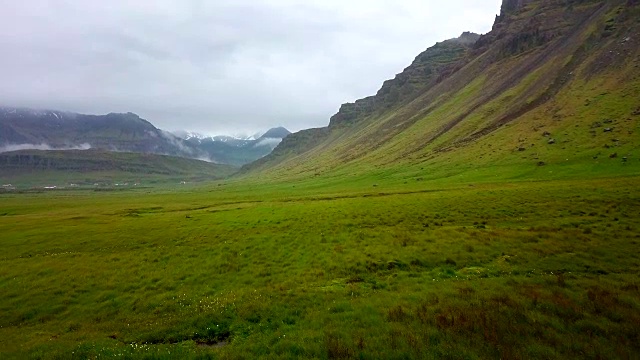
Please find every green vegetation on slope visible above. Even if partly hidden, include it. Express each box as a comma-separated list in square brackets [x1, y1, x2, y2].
[0, 150, 236, 188]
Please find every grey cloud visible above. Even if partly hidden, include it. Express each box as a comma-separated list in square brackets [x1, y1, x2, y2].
[254, 138, 283, 149]
[0, 1, 502, 135]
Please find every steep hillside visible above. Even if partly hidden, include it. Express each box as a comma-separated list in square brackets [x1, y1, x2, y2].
[244, 0, 640, 182]
[0, 150, 236, 187]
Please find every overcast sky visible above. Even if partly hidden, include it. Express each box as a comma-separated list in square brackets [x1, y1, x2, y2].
[0, 0, 502, 136]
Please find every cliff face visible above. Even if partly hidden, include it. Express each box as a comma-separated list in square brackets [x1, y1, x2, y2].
[245, 0, 640, 177]
[499, 0, 535, 15]
[328, 32, 481, 127]
[477, 0, 602, 58]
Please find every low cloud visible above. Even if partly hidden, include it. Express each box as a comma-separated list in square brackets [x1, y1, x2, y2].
[0, 143, 92, 153]
[159, 130, 197, 155]
[254, 138, 283, 149]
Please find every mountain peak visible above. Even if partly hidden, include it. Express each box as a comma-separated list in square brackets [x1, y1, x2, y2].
[453, 32, 481, 45]
[260, 127, 291, 139]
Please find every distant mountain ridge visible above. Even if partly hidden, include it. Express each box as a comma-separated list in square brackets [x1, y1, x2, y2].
[0, 106, 290, 166]
[0, 107, 197, 157]
[175, 126, 291, 166]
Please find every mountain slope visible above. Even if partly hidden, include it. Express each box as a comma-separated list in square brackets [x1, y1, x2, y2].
[0, 150, 236, 187]
[244, 0, 640, 182]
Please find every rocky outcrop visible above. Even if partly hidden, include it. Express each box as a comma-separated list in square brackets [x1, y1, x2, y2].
[328, 32, 480, 127]
[499, 0, 535, 16]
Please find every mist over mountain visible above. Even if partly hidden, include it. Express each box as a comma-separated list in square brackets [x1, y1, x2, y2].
[175, 127, 291, 166]
[0, 107, 290, 166]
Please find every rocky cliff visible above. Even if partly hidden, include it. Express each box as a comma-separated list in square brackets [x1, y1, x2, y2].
[244, 0, 640, 178]
[329, 32, 481, 128]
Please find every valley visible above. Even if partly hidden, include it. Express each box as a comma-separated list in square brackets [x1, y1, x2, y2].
[0, 0, 639, 358]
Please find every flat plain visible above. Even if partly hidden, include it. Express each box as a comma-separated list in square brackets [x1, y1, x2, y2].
[1, 167, 639, 359]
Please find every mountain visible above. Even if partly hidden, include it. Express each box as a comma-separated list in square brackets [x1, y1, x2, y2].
[0, 108, 207, 160]
[0, 107, 290, 165]
[0, 149, 236, 187]
[260, 127, 291, 139]
[170, 130, 210, 141]
[178, 127, 291, 166]
[243, 0, 640, 181]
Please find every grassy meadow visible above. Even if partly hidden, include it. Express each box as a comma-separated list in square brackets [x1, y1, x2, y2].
[1, 166, 640, 359]
[2, 2, 638, 358]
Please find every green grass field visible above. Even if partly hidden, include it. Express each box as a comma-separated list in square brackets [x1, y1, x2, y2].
[1, 167, 639, 359]
[2, 2, 639, 358]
